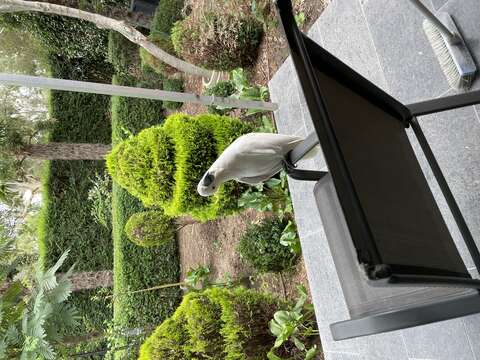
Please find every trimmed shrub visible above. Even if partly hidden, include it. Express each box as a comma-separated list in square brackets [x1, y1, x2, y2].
[151, 0, 185, 34]
[107, 125, 176, 207]
[124, 210, 174, 247]
[139, 287, 283, 360]
[107, 113, 252, 221]
[205, 80, 236, 115]
[238, 217, 300, 273]
[172, 13, 263, 71]
[163, 77, 184, 110]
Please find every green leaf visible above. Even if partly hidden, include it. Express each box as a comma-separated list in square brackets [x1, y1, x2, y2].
[267, 350, 283, 360]
[305, 345, 318, 360]
[293, 336, 306, 351]
[269, 319, 283, 337]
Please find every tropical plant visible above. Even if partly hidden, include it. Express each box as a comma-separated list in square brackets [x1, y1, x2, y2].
[87, 173, 112, 229]
[268, 285, 319, 360]
[205, 68, 270, 115]
[238, 217, 300, 273]
[0, 250, 79, 360]
[124, 210, 174, 248]
[239, 172, 293, 220]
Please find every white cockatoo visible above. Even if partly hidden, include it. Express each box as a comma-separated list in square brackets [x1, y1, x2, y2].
[197, 132, 305, 196]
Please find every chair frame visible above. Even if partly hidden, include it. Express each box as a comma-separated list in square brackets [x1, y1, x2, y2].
[275, 0, 480, 340]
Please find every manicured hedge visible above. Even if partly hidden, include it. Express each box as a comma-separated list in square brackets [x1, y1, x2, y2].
[38, 56, 113, 339]
[162, 77, 184, 109]
[107, 113, 252, 221]
[139, 287, 284, 360]
[109, 33, 180, 358]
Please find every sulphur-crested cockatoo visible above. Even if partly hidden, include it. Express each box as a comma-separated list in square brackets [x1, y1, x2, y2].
[197, 132, 305, 196]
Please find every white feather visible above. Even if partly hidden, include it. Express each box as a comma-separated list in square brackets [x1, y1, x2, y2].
[197, 133, 313, 196]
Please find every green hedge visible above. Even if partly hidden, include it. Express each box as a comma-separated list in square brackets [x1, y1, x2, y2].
[162, 77, 184, 109]
[107, 113, 252, 221]
[139, 287, 283, 360]
[38, 56, 113, 341]
[109, 35, 180, 357]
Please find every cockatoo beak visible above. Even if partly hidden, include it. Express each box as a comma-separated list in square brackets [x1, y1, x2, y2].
[197, 172, 216, 196]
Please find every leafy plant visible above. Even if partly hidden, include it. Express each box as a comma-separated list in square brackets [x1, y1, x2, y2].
[172, 12, 263, 71]
[204, 80, 237, 115]
[251, 0, 278, 30]
[0, 250, 79, 360]
[294, 12, 306, 27]
[87, 173, 112, 230]
[206, 68, 271, 115]
[268, 285, 319, 360]
[239, 172, 293, 219]
[184, 265, 210, 289]
[238, 217, 300, 273]
[124, 210, 174, 248]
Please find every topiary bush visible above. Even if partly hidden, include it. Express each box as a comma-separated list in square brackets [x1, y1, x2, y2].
[139, 287, 284, 360]
[205, 80, 236, 115]
[172, 13, 263, 71]
[238, 217, 300, 273]
[106, 113, 252, 221]
[163, 77, 184, 110]
[151, 0, 185, 34]
[124, 210, 174, 247]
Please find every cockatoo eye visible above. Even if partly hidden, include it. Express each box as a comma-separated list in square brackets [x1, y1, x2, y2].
[203, 173, 215, 187]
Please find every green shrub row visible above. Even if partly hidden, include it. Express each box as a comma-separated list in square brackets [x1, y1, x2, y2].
[108, 32, 180, 357]
[107, 113, 252, 221]
[139, 287, 284, 360]
[162, 77, 184, 109]
[38, 56, 113, 340]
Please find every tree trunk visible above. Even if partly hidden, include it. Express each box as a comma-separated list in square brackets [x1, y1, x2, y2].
[61, 270, 114, 291]
[0, 0, 213, 79]
[21, 142, 111, 160]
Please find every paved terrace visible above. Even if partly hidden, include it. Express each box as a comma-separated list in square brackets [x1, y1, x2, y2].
[268, 0, 480, 359]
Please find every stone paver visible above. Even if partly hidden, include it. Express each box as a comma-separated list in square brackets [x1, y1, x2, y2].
[268, 0, 480, 359]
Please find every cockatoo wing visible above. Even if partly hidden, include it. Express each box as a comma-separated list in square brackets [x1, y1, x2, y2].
[237, 173, 276, 185]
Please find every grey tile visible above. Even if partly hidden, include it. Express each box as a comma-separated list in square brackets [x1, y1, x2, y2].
[402, 318, 475, 360]
[431, 0, 449, 10]
[463, 313, 480, 358]
[318, 0, 387, 90]
[358, 332, 409, 360]
[418, 106, 480, 253]
[269, 57, 306, 137]
[325, 352, 362, 360]
[441, 0, 480, 91]
[362, 0, 450, 103]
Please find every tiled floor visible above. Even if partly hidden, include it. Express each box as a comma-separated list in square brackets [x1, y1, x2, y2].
[268, 0, 480, 359]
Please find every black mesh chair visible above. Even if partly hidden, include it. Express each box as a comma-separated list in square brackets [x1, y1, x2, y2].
[275, 0, 480, 340]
